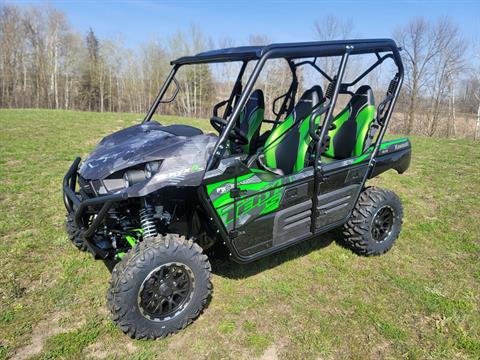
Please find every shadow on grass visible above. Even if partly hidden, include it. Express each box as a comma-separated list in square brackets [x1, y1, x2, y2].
[100, 230, 346, 279]
[210, 230, 343, 279]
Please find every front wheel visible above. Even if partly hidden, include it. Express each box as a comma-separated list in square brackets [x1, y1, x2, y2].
[65, 213, 87, 251]
[342, 187, 403, 256]
[107, 234, 212, 339]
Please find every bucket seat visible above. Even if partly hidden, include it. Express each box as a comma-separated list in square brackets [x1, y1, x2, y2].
[260, 86, 324, 175]
[231, 89, 265, 154]
[323, 85, 376, 159]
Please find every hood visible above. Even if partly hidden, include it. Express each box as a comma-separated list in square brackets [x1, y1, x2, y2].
[79, 121, 216, 180]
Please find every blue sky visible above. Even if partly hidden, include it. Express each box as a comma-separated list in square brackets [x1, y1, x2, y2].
[10, 0, 480, 51]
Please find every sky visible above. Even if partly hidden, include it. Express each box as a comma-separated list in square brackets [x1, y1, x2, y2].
[9, 0, 480, 52]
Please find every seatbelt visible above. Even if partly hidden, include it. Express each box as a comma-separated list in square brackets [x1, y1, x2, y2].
[256, 153, 285, 176]
[365, 120, 380, 150]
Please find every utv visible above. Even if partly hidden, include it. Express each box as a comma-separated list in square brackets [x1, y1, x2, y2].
[63, 39, 411, 339]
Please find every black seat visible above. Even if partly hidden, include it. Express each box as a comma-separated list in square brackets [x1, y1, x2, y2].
[231, 89, 265, 154]
[323, 85, 376, 159]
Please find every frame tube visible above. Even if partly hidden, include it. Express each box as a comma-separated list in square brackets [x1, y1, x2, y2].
[314, 50, 351, 171]
[143, 65, 179, 123]
[310, 50, 351, 232]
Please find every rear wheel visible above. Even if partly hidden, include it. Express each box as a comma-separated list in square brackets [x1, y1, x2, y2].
[107, 234, 211, 339]
[342, 187, 403, 256]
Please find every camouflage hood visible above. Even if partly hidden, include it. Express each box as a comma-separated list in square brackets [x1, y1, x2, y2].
[79, 121, 217, 182]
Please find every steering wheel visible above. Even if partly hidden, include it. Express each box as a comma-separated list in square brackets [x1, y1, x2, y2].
[210, 116, 248, 145]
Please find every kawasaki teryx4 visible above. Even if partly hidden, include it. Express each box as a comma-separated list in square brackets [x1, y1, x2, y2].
[63, 39, 411, 339]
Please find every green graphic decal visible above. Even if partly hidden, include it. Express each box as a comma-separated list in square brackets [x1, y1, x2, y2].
[206, 172, 259, 208]
[352, 138, 409, 164]
[218, 185, 283, 226]
[207, 173, 297, 229]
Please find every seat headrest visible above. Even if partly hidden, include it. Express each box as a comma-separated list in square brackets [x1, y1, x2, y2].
[246, 89, 265, 109]
[353, 85, 374, 106]
[294, 85, 323, 122]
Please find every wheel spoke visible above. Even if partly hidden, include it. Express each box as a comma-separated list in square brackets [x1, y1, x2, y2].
[155, 301, 163, 313]
[173, 288, 187, 296]
[146, 297, 155, 310]
[176, 278, 188, 288]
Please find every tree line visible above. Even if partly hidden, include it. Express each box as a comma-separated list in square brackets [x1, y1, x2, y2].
[0, 4, 479, 139]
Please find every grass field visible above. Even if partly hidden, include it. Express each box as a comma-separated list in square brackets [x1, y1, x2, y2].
[0, 109, 479, 359]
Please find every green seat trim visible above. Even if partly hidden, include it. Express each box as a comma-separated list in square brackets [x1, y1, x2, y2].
[241, 107, 264, 153]
[324, 104, 376, 159]
[263, 114, 294, 168]
[295, 113, 321, 171]
[353, 105, 376, 156]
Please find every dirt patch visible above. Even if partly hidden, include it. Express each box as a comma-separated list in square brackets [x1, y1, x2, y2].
[84, 336, 138, 359]
[12, 312, 85, 360]
[166, 331, 188, 352]
[258, 345, 278, 360]
[85, 342, 109, 360]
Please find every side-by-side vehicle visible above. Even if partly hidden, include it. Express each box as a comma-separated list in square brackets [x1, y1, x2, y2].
[63, 38, 411, 339]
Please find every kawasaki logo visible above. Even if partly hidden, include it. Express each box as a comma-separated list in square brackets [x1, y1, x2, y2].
[394, 142, 409, 150]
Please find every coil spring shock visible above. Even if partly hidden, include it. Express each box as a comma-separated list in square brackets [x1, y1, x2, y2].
[325, 76, 337, 99]
[139, 205, 158, 239]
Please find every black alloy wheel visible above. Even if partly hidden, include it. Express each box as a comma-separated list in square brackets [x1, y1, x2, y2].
[138, 262, 194, 321]
[371, 206, 394, 242]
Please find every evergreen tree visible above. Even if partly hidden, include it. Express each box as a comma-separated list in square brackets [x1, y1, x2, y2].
[80, 28, 101, 111]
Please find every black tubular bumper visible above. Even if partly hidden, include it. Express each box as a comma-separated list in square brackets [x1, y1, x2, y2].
[63, 157, 127, 240]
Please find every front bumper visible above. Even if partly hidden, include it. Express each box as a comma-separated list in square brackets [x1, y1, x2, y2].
[63, 157, 127, 243]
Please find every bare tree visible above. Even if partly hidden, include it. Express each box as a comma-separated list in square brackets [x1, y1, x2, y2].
[395, 18, 462, 135]
[313, 15, 353, 89]
[248, 34, 270, 47]
[475, 89, 480, 140]
[167, 25, 213, 117]
[424, 19, 466, 137]
[0, 4, 26, 107]
[473, 48, 480, 140]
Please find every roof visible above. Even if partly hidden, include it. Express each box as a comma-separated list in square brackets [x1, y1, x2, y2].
[171, 39, 400, 65]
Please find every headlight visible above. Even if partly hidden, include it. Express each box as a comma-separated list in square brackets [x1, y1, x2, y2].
[123, 170, 147, 187]
[145, 161, 162, 178]
[99, 161, 163, 192]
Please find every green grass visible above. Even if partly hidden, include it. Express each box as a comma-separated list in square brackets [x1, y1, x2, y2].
[0, 109, 479, 359]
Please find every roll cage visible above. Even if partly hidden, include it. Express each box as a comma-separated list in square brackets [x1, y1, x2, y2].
[143, 38, 404, 178]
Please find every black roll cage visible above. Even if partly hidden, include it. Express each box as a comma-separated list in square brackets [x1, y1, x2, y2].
[143, 39, 404, 175]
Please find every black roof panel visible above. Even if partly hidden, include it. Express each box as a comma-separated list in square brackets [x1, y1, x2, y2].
[172, 39, 400, 65]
